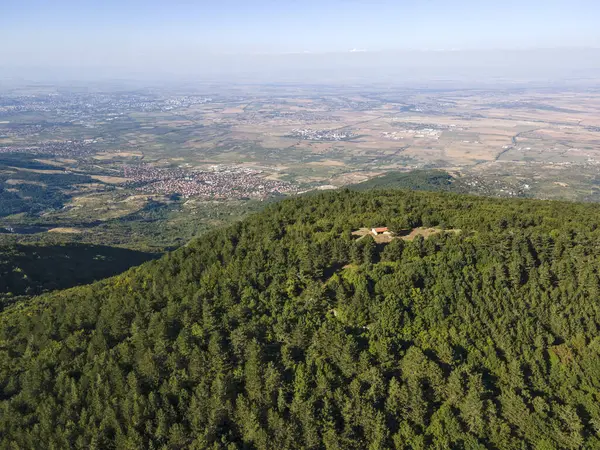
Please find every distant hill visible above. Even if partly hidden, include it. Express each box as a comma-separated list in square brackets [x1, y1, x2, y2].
[2, 190, 600, 448]
[0, 154, 94, 218]
[0, 243, 157, 309]
[350, 169, 461, 192]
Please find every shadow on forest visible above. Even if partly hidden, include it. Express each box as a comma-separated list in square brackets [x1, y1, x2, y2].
[0, 243, 159, 306]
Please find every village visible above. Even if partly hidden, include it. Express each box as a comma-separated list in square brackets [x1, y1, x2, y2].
[0, 140, 98, 157]
[288, 128, 357, 141]
[122, 164, 298, 199]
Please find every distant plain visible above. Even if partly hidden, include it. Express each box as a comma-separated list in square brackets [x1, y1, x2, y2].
[1, 82, 600, 249]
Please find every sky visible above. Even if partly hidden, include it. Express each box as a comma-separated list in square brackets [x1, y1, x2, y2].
[2, 0, 600, 80]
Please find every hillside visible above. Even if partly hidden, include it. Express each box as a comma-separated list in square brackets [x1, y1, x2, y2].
[0, 243, 157, 310]
[2, 189, 600, 448]
[350, 170, 459, 192]
[0, 154, 94, 218]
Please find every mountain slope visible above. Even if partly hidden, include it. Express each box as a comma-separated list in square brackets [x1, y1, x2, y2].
[2, 189, 600, 449]
[350, 170, 459, 192]
[0, 243, 158, 310]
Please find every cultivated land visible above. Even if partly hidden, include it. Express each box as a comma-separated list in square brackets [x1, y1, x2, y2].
[1, 82, 600, 249]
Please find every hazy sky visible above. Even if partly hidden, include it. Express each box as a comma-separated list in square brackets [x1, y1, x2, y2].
[2, 0, 600, 79]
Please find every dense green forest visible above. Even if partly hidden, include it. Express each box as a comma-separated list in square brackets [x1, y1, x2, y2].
[2, 189, 600, 449]
[0, 243, 157, 310]
[350, 170, 459, 192]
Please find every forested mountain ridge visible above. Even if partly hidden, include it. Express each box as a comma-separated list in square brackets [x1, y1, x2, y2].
[2, 189, 600, 449]
[349, 170, 458, 192]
